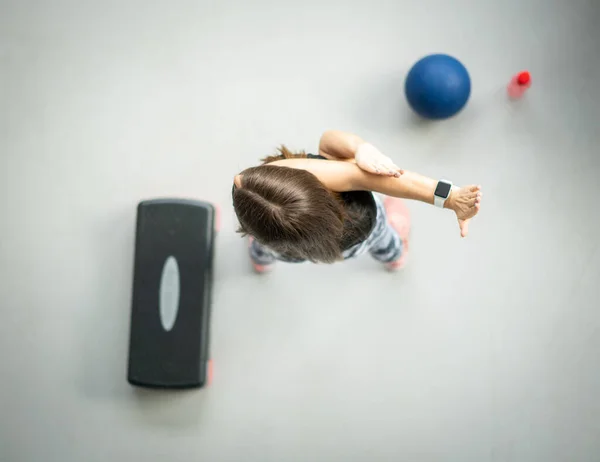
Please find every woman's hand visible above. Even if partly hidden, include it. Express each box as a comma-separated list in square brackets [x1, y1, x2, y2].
[446, 185, 483, 238]
[318, 131, 402, 177]
[355, 143, 403, 178]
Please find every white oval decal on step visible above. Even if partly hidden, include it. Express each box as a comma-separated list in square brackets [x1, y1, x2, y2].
[159, 256, 180, 332]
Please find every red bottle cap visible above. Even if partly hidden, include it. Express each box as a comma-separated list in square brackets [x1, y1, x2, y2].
[517, 71, 531, 85]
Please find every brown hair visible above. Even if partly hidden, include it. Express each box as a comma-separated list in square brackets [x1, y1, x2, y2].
[232, 146, 376, 263]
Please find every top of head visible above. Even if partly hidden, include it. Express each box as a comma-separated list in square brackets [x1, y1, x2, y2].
[232, 165, 346, 263]
[231, 165, 376, 263]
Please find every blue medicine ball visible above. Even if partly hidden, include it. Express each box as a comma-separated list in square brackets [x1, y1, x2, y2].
[405, 54, 471, 120]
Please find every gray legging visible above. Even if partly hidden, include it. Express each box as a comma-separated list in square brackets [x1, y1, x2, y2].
[249, 194, 403, 265]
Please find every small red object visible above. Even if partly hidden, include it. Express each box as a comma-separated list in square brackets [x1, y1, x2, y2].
[517, 71, 531, 85]
[508, 71, 532, 99]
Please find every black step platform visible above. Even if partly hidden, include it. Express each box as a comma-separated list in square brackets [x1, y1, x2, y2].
[127, 199, 217, 389]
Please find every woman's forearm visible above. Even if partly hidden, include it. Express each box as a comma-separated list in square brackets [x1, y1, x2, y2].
[266, 158, 481, 237]
[269, 158, 455, 210]
[357, 170, 453, 207]
[352, 166, 484, 237]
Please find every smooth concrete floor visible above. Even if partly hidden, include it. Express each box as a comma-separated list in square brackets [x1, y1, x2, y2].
[1, 1, 600, 461]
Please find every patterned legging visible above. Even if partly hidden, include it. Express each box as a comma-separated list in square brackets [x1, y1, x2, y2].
[249, 194, 403, 265]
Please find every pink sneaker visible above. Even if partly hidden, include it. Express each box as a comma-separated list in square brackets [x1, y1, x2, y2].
[248, 237, 274, 274]
[383, 197, 411, 271]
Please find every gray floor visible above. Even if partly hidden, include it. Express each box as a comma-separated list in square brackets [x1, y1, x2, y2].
[1, 0, 600, 461]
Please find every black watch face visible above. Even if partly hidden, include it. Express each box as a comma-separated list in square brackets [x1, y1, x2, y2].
[435, 181, 452, 199]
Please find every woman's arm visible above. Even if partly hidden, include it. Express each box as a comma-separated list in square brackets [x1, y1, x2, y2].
[318, 130, 402, 177]
[318, 130, 365, 160]
[269, 158, 482, 237]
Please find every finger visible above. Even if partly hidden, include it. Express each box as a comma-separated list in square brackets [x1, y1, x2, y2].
[469, 185, 482, 192]
[470, 196, 482, 206]
[378, 164, 394, 175]
[375, 163, 393, 176]
[467, 202, 481, 216]
[384, 163, 403, 177]
[370, 163, 381, 174]
[387, 166, 403, 177]
[466, 191, 483, 202]
[463, 204, 480, 220]
[381, 165, 398, 177]
[375, 161, 395, 174]
[460, 219, 469, 237]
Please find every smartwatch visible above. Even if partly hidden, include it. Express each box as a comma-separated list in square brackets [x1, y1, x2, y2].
[434, 179, 453, 208]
